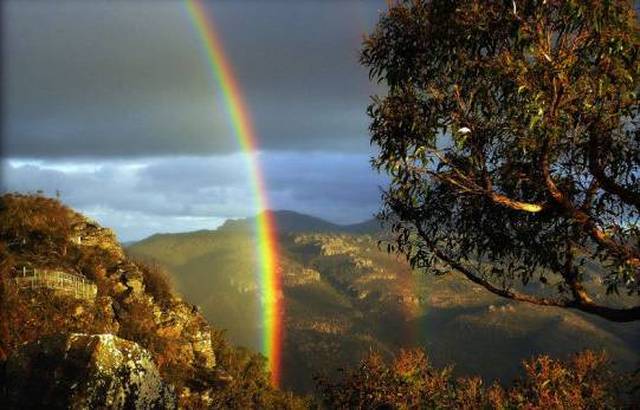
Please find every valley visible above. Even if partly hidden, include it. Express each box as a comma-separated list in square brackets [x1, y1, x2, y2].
[128, 211, 640, 393]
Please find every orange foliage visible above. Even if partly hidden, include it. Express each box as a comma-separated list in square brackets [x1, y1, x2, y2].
[510, 352, 618, 409]
[0, 286, 114, 359]
[316, 348, 633, 409]
[0, 193, 73, 264]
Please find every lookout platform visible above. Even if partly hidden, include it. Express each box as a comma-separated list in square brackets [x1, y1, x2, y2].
[12, 266, 97, 301]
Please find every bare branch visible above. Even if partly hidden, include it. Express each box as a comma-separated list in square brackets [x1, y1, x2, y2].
[488, 192, 545, 213]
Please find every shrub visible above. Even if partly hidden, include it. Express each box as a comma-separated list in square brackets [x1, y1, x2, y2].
[134, 259, 175, 308]
[0, 193, 73, 262]
[316, 348, 630, 409]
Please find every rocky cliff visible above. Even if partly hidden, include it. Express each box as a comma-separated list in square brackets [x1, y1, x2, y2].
[0, 194, 305, 409]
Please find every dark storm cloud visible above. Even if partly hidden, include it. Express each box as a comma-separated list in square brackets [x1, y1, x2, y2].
[4, 1, 386, 158]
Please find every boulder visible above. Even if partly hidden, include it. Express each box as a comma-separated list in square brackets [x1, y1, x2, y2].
[3, 333, 175, 409]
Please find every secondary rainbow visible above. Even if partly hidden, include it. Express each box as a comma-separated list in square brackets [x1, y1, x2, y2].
[186, 0, 283, 387]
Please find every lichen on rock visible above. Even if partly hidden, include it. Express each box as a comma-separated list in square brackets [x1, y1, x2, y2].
[4, 333, 176, 409]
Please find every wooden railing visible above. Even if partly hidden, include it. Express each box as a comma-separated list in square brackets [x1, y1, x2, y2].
[12, 266, 97, 301]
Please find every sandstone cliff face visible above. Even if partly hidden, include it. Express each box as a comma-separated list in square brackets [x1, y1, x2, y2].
[71, 218, 125, 260]
[81, 220, 228, 406]
[4, 333, 176, 409]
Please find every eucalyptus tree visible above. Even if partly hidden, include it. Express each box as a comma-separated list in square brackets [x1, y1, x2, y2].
[362, 0, 640, 321]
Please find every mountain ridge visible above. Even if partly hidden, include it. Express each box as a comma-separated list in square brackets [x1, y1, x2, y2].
[220, 210, 382, 235]
[128, 210, 382, 246]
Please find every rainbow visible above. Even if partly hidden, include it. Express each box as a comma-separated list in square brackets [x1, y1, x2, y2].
[185, 0, 283, 387]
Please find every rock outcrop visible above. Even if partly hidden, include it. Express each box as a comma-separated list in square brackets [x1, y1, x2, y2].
[283, 267, 321, 287]
[71, 218, 125, 260]
[4, 333, 176, 409]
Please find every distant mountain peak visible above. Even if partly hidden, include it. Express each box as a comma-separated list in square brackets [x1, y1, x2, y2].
[219, 210, 381, 234]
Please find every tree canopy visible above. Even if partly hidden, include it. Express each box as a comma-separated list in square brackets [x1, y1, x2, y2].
[362, 0, 640, 321]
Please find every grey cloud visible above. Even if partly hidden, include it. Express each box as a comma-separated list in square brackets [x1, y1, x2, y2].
[2, 158, 254, 219]
[78, 210, 225, 245]
[137, 156, 250, 191]
[263, 151, 386, 223]
[2, 1, 392, 240]
[4, 0, 387, 158]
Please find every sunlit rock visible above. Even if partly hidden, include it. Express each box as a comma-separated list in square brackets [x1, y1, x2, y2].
[4, 333, 176, 409]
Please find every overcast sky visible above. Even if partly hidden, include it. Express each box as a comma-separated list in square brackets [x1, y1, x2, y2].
[2, 0, 389, 241]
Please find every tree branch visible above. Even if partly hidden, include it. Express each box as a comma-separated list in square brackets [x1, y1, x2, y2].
[488, 192, 545, 213]
[415, 225, 568, 307]
[415, 224, 640, 322]
[541, 147, 640, 268]
[588, 133, 640, 211]
[425, 150, 548, 213]
[563, 237, 596, 306]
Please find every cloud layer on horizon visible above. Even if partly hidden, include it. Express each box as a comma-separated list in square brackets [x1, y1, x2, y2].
[2, 152, 387, 241]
